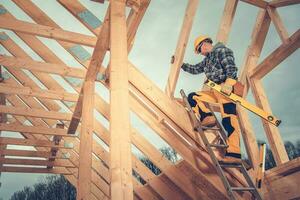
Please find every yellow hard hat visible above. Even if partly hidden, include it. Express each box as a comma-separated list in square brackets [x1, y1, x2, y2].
[194, 35, 212, 54]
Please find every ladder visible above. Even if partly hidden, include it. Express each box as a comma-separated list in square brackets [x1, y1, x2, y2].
[180, 89, 263, 200]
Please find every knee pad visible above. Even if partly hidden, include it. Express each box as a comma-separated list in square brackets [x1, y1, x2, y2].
[223, 102, 237, 115]
[222, 117, 235, 136]
[187, 92, 198, 107]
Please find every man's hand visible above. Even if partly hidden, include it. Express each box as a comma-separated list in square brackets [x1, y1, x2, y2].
[221, 83, 233, 95]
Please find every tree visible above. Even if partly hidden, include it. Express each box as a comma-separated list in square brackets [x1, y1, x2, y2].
[10, 175, 76, 200]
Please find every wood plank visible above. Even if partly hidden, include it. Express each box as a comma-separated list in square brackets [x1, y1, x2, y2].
[0, 137, 73, 149]
[238, 9, 271, 170]
[0, 166, 72, 174]
[0, 123, 74, 137]
[249, 29, 300, 79]
[0, 82, 78, 102]
[249, 79, 289, 164]
[263, 158, 300, 200]
[48, 124, 64, 168]
[0, 157, 74, 168]
[216, 0, 238, 44]
[240, 0, 268, 8]
[7, 97, 111, 199]
[0, 55, 86, 78]
[0, 105, 72, 121]
[0, 32, 62, 112]
[77, 81, 95, 200]
[109, 0, 133, 199]
[266, 6, 289, 42]
[265, 157, 300, 182]
[0, 149, 67, 158]
[0, 17, 97, 47]
[165, 0, 199, 98]
[67, 10, 110, 135]
[269, 0, 300, 7]
[66, 0, 148, 135]
[58, 0, 102, 35]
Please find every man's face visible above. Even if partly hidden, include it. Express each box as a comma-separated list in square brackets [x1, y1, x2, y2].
[199, 42, 213, 56]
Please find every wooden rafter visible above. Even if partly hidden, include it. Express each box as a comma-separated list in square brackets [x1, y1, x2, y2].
[0, 17, 97, 47]
[269, 0, 300, 7]
[249, 28, 300, 79]
[266, 6, 289, 42]
[165, 0, 199, 98]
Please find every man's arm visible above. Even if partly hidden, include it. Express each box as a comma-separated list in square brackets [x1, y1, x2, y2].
[181, 60, 205, 75]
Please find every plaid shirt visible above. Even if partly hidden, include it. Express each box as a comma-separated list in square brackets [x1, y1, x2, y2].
[182, 42, 237, 84]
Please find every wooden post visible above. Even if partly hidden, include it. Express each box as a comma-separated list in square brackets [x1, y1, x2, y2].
[165, 0, 199, 98]
[77, 81, 95, 200]
[237, 9, 271, 170]
[216, 0, 238, 44]
[109, 0, 133, 199]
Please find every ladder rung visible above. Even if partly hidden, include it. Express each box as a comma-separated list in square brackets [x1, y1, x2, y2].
[219, 163, 242, 168]
[201, 126, 219, 130]
[231, 187, 256, 191]
[210, 144, 228, 148]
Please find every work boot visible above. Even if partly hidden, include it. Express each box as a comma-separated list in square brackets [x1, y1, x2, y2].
[200, 116, 216, 127]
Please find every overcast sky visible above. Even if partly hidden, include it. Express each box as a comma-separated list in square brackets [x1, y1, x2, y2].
[0, 0, 299, 199]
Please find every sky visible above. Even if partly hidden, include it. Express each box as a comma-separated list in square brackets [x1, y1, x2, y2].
[0, 0, 299, 199]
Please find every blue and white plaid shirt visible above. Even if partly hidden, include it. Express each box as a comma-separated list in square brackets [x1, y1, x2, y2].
[182, 42, 237, 84]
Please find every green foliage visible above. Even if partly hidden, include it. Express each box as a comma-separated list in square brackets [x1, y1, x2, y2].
[10, 175, 76, 200]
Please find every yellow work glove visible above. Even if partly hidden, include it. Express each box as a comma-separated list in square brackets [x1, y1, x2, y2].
[221, 78, 236, 95]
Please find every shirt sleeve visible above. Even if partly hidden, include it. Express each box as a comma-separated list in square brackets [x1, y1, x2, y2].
[181, 60, 205, 75]
[218, 47, 238, 80]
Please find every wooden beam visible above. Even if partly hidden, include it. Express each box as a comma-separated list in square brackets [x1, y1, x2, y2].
[0, 123, 74, 137]
[0, 55, 86, 78]
[266, 6, 289, 42]
[0, 157, 74, 168]
[263, 158, 300, 200]
[0, 166, 72, 174]
[269, 0, 300, 7]
[0, 137, 73, 149]
[0, 149, 68, 158]
[165, 0, 199, 98]
[216, 0, 238, 44]
[0, 82, 79, 102]
[240, 0, 268, 8]
[67, 10, 110, 135]
[66, 0, 149, 135]
[48, 123, 64, 168]
[0, 105, 72, 121]
[249, 29, 300, 79]
[0, 17, 97, 47]
[249, 78, 289, 164]
[238, 9, 271, 170]
[77, 81, 95, 200]
[109, 0, 133, 199]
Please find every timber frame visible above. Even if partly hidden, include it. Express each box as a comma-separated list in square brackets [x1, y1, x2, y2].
[0, 0, 299, 199]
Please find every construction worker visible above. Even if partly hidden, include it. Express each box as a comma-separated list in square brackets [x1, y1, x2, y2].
[181, 35, 241, 163]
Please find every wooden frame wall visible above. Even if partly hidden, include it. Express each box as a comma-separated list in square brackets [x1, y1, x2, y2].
[0, 0, 299, 200]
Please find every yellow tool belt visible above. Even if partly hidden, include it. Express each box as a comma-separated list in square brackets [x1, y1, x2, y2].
[205, 80, 281, 127]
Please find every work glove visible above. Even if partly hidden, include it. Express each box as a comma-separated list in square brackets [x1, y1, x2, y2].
[221, 78, 236, 95]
